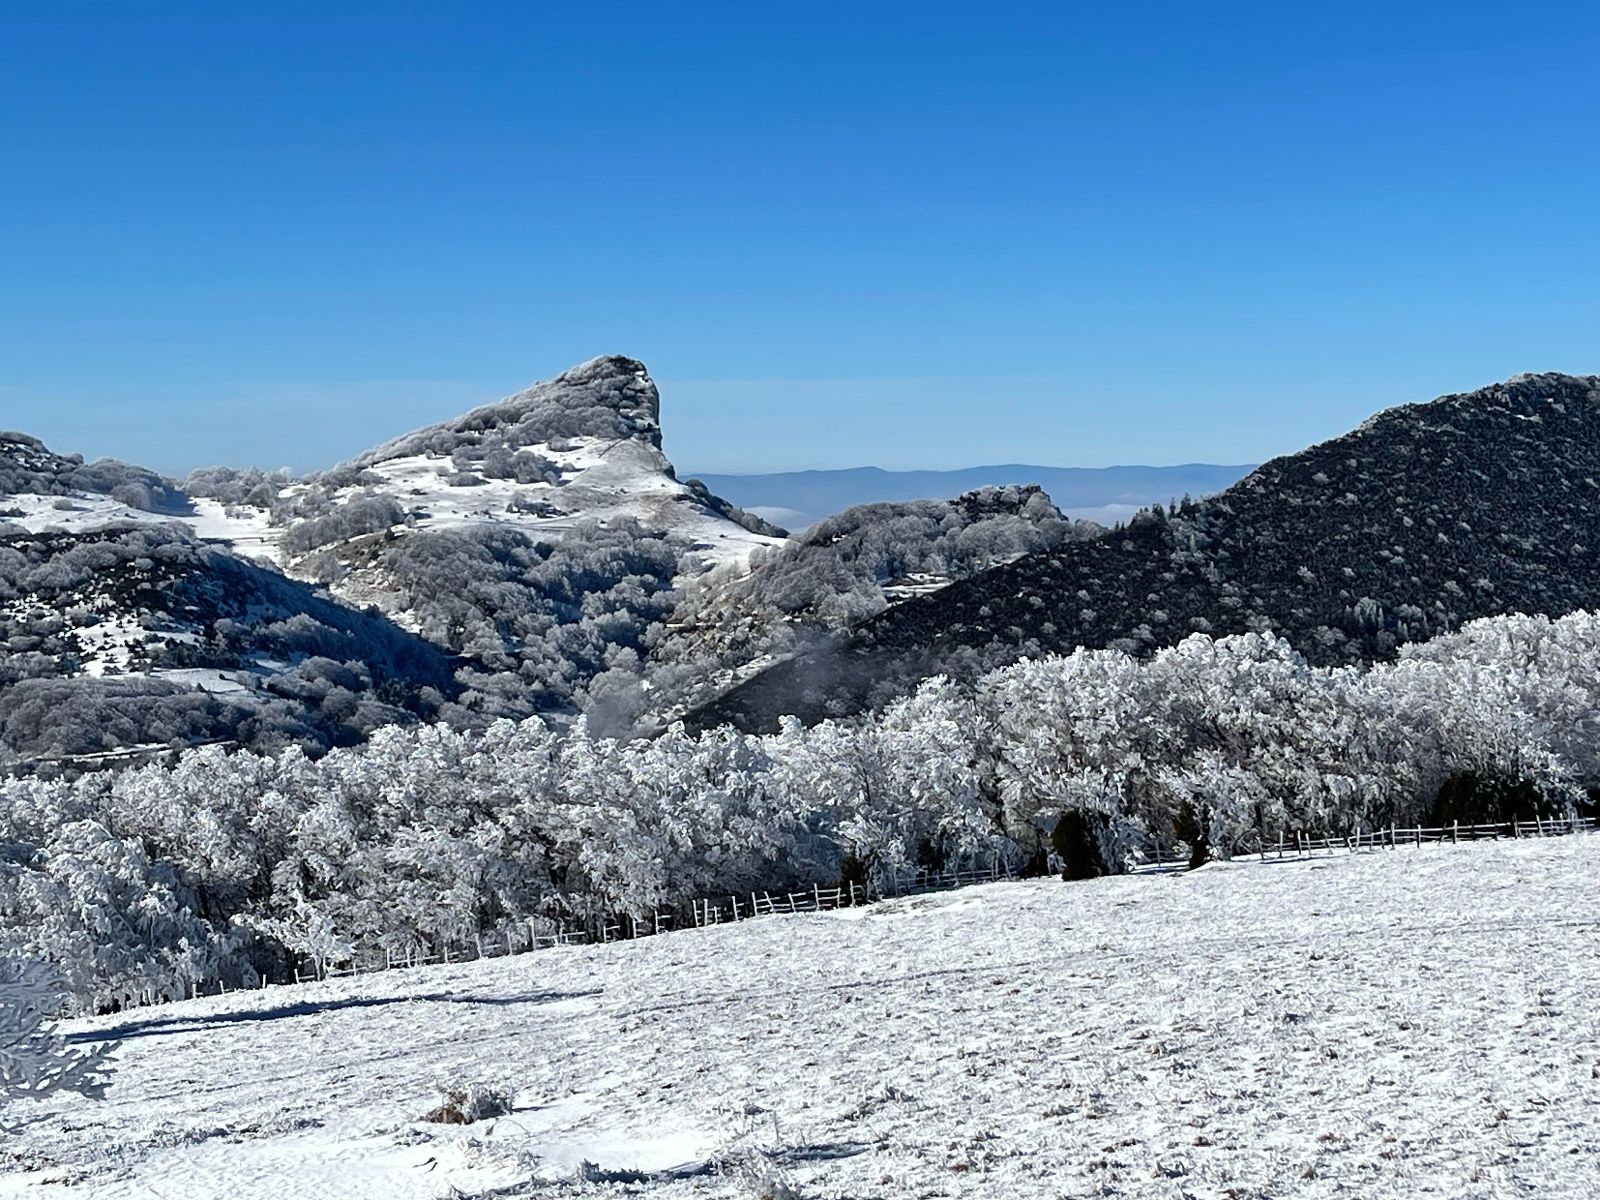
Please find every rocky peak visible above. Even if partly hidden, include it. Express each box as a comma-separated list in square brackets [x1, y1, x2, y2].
[342, 354, 663, 474]
[949, 483, 1060, 522]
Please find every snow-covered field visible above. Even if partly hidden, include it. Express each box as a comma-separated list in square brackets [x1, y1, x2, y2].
[6, 837, 1598, 1199]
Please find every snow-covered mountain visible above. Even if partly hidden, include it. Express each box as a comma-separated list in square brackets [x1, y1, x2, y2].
[0, 356, 786, 760]
[14, 363, 1600, 759]
[188, 355, 784, 578]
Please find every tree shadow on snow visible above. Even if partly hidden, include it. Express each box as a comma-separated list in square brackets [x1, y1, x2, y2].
[67, 987, 603, 1044]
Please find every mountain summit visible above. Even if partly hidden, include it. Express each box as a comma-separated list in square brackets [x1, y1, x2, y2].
[350, 355, 664, 467]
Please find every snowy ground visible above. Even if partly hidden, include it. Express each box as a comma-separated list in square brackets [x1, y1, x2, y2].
[5, 837, 1598, 1199]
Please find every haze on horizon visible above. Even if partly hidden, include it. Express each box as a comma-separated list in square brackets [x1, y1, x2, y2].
[4, 4, 1598, 478]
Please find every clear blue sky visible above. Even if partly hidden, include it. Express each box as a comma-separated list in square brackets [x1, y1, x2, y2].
[4, 3, 1598, 476]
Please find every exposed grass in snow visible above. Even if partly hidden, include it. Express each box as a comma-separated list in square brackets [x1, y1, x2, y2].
[5, 837, 1598, 1198]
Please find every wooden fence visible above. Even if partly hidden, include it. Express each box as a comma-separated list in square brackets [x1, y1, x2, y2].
[100, 819, 1594, 1014]
[1262, 815, 1597, 858]
[152, 862, 1011, 1006]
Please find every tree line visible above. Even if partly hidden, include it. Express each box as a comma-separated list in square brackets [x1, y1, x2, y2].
[1, 609, 1595, 1011]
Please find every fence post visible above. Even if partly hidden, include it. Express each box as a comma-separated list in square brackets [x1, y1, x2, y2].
[1451, 820, 1458, 844]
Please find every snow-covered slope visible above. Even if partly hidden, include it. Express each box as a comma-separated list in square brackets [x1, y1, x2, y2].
[0, 523, 456, 763]
[9, 836, 1598, 1198]
[2, 357, 783, 582]
[251, 355, 783, 584]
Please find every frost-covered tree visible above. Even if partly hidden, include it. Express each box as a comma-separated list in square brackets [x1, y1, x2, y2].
[0, 956, 114, 1108]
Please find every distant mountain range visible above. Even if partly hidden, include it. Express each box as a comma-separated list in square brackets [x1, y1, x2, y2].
[688, 463, 1256, 530]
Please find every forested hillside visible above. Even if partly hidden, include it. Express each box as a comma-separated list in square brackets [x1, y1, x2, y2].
[646, 484, 1098, 721]
[696, 372, 1600, 731]
[0, 523, 456, 763]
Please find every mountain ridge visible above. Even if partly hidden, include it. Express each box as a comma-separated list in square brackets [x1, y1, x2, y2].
[691, 371, 1600, 731]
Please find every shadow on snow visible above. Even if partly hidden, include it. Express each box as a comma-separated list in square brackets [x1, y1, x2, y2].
[68, 987, 603, 1044]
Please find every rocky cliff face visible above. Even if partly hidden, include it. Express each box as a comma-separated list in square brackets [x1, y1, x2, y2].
[346, 355, 665, 466]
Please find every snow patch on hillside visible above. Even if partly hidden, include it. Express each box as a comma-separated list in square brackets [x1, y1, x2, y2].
[182, 497, 281, 563]
[0, 492, 170, 536]
[336, 440, 782, 576]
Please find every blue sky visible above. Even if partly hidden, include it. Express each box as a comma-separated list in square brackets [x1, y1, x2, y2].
[4, 3, 1598, 476]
